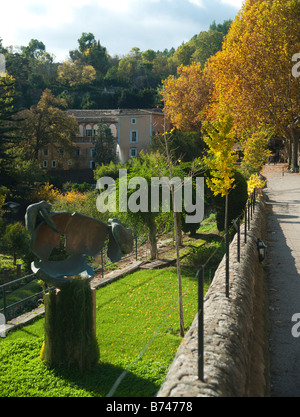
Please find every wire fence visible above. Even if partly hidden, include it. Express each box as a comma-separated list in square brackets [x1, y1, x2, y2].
[0, 188, 261, 395]
[0, 237, 140, 321]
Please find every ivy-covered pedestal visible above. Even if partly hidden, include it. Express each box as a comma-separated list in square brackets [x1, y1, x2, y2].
[40, 279, 99, 370]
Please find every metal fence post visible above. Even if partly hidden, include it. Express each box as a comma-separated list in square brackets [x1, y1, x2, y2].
[101, 249, 104, 279]
[244, 208, 247, 244]
[135, 237, 138, 261]
[2, 286, 7, 320]
[197, 266, 204, 381]
[226, 229, 229, 298]
[237, 217, 241, 263]
[248, 201, 250, 230]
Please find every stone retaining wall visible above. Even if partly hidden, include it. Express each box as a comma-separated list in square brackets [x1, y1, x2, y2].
[157, 199, 268, 397]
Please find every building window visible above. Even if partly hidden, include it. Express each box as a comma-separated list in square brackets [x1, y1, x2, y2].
[75, 147, 81, 157]
[86, 127, 93, 137]
[43, 160, 48, 168]
[52, 160, 56, 168]
[130, 148, 137, 158]
[67, 160, 72, 166]
[90, 160, 96, 169]
[131, 118, 136, 125]
[90, 148, 96, 158]
[110, 124, 117, 137]
[43, 148, 48, 157]
[130, 130, 138, 143]
[58, 148, 64, 156]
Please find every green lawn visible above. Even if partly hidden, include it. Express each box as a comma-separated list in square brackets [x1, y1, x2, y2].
[0, 213, 224, 397]
[0, 265, 210, 397]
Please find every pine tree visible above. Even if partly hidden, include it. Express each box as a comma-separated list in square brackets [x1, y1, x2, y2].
[0, 75, 21, 186]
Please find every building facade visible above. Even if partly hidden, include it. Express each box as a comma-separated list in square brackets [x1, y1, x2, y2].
[38, 109, 169, 179]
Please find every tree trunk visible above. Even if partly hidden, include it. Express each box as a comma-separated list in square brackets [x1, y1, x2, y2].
[171, 184, 185, 337]
[176, 212, 183, 247]
[147, 214, 158, 260]
[291, 127, 299, 172]
[288, 137, 292, 169]
[173, 209, 185, 337]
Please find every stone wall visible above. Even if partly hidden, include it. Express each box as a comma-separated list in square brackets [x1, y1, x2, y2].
[157, 199, 268, 397]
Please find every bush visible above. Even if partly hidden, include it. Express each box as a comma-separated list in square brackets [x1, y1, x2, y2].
[2, 222, 30, 265]
[186, 240, 226, 268]
[212, 170, 248, 231]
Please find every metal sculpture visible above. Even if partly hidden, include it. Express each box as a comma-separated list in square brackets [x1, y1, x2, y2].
[25, 201, 133, 288]
[25, 200, 134, 369]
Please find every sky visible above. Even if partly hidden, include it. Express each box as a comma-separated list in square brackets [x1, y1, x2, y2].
[0, 0, 243, 62]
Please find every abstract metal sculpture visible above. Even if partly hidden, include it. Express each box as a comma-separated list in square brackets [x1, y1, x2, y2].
[25, 201, 133, 288]
[25, 201, 134, 369]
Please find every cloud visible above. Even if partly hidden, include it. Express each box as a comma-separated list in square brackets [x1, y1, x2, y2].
[0, 0, 243, 61]
[220, 0, 243, 7]
[188, 0, 205, 7]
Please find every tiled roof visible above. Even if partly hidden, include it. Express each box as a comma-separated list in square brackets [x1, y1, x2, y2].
[65, 108, 164, 122]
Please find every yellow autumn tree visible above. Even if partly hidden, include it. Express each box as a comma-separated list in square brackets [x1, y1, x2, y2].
[30, 182, 61, 203]
[203, 109, 238, 199]
[57, 60, 96, 87]
[241, 127, 272, 175]
[162, 62, 212, 131]
[208, 0, 300, 170]
[202, 105, 238, 298]
[247, 174, 266, 198]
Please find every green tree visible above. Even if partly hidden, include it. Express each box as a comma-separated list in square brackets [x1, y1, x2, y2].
[172, 43, 196, 67]
[94, 122, 116, 165]
[191, 30, 224, 67]
[151, 129, 205, 162]
[0, 74, 21, 186]
[2, 222, 30, 265]
[69, 33, 111, 81]
[21, 39, 46, 59]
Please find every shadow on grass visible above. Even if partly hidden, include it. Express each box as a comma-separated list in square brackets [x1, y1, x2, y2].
[51, 361, 159, 397]
[191, 232, 223, 243]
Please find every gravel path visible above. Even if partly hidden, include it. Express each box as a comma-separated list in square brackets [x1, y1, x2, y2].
[263, 164, 300, 397]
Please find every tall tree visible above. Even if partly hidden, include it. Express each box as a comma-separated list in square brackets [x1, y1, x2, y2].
[94, 122, 116, 165]
[207, 0, 300, 170]
[162, 62, 212, 131]
[69, 32, 110, 81]
[191, 30, 224, 68]
[57, 60, 96, 87]
[0, 74, 21, 186]
[20, 89, 78, 160]
[202, 106, 238, 298]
